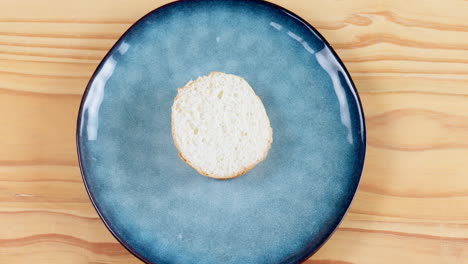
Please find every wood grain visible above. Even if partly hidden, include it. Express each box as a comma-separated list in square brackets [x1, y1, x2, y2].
[0, 0, 467, 263]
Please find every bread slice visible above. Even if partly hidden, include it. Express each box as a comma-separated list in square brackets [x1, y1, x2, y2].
[171, 72, 273, 179]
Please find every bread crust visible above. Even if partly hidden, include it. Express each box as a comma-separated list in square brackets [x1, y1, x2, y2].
[171, 72, 272, 180]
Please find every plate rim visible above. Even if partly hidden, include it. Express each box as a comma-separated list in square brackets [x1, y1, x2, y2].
[76, 0, 367, 263]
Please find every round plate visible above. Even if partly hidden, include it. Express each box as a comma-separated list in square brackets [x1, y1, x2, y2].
[77, 1, 366, 263]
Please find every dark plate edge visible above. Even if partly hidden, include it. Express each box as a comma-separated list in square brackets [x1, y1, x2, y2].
[75, 0, 367, 263]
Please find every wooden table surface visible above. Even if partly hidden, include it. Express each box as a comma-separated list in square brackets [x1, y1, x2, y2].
[1, 0, 467, 263]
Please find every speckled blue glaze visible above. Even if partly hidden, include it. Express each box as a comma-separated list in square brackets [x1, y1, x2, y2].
[77, 0, 366, 263]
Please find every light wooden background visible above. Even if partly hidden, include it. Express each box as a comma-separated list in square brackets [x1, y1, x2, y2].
[0, 0, 467, 263]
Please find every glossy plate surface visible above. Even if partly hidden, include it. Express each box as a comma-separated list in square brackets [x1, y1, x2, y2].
[77, 1, 366, 263]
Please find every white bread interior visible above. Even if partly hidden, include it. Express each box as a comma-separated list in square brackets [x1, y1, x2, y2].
[171, 72, 273, 179]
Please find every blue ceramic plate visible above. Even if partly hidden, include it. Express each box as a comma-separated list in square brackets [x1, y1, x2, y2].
[77, 0, 366, 263]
